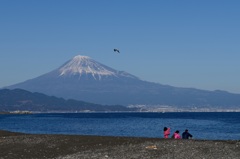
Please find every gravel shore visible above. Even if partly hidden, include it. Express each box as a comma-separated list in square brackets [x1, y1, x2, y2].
[0, 130, 239, 159]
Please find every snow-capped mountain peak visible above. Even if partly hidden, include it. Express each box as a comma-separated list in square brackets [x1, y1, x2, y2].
[58, 55, 117, 80]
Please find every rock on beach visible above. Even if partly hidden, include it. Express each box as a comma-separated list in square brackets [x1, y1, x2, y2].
[0, 130, 239, 159]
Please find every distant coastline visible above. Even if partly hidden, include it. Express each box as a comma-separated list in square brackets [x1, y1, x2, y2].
[0, 111, 32, 114]
[1, 109, 240, 114]
[1, 89, 240, 113]
[128, 105, 240, 112]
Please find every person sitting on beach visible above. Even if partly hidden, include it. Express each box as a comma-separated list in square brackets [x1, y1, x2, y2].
[163, 127, 170, 138]
[173, 130, 181, 139]
[182, 129, 193, 139]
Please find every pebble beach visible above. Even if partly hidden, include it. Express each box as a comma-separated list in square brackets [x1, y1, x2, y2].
[0, 130, 239, 159]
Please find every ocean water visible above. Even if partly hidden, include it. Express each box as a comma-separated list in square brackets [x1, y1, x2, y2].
[0, 112, 239, 140]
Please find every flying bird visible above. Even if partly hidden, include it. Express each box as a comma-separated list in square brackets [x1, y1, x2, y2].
[113, 48, 120, 53]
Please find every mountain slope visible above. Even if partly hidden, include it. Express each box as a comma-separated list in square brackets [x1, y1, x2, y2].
[6, 55, 240, 107]
[0, 89, 135, 112]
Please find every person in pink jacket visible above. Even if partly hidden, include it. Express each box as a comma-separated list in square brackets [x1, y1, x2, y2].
[163, 127, 170, 138]
[173, 130, 181, 139]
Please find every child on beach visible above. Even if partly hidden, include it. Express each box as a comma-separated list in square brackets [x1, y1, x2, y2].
[163, 127, 170, 138]
[173, 130, 181, 139]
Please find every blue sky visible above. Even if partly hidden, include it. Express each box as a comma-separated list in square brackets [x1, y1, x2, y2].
[0, 0, 240, 93]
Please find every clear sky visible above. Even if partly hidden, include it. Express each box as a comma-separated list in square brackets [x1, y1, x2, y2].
[0, 0, 240, 94]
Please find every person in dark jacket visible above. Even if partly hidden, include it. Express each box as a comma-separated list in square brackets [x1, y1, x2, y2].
[182, 129, 193, 139]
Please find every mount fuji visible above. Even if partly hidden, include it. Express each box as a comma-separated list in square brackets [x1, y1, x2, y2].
[6, 55, 240, 107]
[58, 55, 138, 80]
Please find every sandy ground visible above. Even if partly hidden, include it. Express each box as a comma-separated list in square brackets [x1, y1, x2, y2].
[0, 130, 240, 159]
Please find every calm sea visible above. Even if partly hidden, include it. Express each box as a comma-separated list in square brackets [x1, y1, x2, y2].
[0, 112, 239, 140]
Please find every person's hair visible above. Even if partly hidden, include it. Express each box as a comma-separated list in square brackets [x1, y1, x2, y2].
[185, 129, 188, 132]
[176, 130, 179, 133]
[164, 127, 168, 131]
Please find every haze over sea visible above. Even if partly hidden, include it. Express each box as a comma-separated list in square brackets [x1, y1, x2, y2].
[0, 112, 239, 140]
